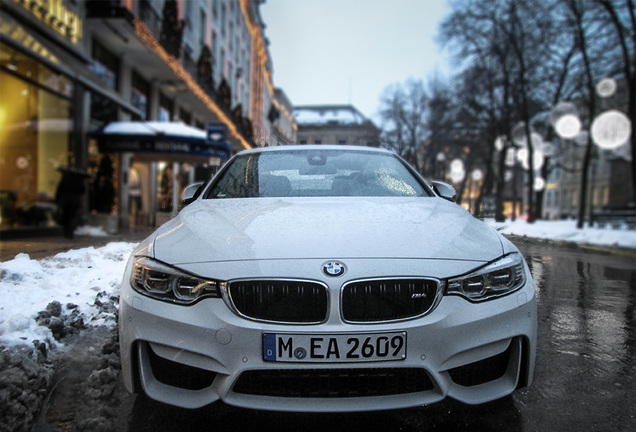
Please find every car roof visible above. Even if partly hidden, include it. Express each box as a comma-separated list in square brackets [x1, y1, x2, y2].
[235, 145, 395, 156]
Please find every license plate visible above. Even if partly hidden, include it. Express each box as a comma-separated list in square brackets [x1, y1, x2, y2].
[263, 332, 407, 363]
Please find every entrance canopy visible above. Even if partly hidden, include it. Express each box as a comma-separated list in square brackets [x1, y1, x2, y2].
[91, 121, 231, 160]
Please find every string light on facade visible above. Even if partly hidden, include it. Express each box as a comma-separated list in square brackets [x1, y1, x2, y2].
[133, 17, 251, 150]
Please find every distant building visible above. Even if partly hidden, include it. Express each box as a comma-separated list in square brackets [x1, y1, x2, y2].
[293, 105, 380, 147]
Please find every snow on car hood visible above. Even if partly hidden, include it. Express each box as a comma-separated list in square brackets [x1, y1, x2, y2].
[152, 197, 504, 264]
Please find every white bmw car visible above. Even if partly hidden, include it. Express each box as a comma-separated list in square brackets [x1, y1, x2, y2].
[119, 145, 536, 411]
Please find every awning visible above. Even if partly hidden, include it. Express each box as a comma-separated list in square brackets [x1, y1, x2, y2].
[90, 121, 231, 160]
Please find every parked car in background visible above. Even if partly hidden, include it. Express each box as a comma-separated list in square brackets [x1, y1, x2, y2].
[119, 145, 537, 411]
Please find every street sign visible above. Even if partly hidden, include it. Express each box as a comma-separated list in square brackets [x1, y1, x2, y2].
[207, 123, 227, 144]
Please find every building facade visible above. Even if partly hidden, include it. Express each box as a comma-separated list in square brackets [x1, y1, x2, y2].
[293, 105, 380, 147]
[0, 0, 293, 235]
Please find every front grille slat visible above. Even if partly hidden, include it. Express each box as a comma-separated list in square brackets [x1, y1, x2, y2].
[229, 280, 328, 323]
[233, 368, 434, 397]
[342, 278, 439, 322]
[229, 278, 438, 324]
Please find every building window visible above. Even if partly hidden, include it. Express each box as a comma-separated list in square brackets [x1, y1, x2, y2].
[185, 0, 193, 29]
[221, 3, 226, 36]
[220, 48, 226, 80]
[131, 71, 150, 120]
[314, 139, 321, 144]
[90, 39, 118, 90]
[159, 93, 173, 122]
[179, 109, 191, 125]
[338, 140, 346, 145]
[200, 8, 207, 45]
[212, 30, 217, 57]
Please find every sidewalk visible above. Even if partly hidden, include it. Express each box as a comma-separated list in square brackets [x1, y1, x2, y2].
[0, 226, 155, 262]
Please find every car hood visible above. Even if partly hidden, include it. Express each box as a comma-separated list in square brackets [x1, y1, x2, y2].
[151, 197, 504, 264]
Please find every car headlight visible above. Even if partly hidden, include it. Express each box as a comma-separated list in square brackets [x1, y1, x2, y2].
[131, 257, 224, 305]
[446, 253, 526, 301]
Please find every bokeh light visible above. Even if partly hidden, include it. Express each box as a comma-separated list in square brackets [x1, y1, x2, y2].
[494, 136, 506, 151]
[596, 78, 617, 98]
[591, 110, 631, 150]
[534, 176, 546, 191]
[516, 148, 544, 171]
[449, 158, 465, 183]
[554, 114, 581, 139]
[550, 102, 582, 139]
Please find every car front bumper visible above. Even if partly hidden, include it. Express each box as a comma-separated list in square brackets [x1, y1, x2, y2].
[119, 257, 537, 411]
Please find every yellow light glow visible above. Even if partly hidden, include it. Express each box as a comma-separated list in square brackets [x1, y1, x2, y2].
[14, 0, 82, 44]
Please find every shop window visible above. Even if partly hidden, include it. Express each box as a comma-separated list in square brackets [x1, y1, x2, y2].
[0, 42, 73, 97]
[0, 67, 72, 228]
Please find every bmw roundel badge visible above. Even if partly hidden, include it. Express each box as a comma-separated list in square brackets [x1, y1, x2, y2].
[323, 261, 346, 277]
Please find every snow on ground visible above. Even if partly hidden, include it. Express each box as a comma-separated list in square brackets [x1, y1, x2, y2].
[0, 220, 634, 353]
[0, 242, 137, 351]
[486, 218, 636, 250]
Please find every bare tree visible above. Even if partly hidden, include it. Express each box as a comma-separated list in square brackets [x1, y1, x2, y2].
[424, 76, 457, 179]
[378, 79, 429, 172]
[439, 0, 537, 220]
[596, 0, 636, 204]
[555, 0, 626, 228]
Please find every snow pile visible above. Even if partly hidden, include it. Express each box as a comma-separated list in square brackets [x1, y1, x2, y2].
[486, 218, 636, 250]
[0, 242, 137, 348]
[0, 242, 137, 432]
[0, 242, 136, 350]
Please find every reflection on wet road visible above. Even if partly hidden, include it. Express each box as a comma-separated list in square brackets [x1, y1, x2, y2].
[515, 240, 635, 431]
[122, 239, 635, 432]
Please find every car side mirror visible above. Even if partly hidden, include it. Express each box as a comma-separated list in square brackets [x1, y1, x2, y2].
[181, 182, 204, 207]
[431, 180, 457, 202]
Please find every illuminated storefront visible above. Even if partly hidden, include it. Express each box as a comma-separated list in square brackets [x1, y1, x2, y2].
[0, 0, 82, 230]
[0, 0, 140, 233]
[0, 42, 73, 227]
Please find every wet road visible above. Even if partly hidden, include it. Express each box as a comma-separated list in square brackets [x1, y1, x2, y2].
[49, 238, 636, 431]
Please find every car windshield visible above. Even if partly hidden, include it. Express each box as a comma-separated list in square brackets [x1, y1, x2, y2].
[204, 149, 431, 198]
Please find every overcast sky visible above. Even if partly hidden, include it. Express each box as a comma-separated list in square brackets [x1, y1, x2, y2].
[260, 0, 451, 124]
